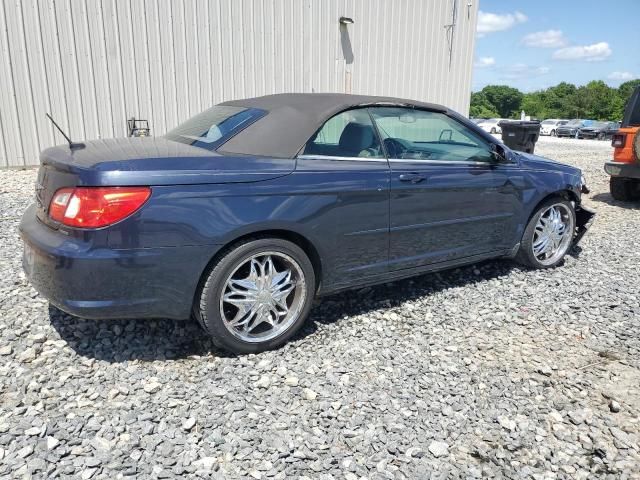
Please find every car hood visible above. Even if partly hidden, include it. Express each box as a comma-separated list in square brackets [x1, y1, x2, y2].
[39, 137, 295, 186]
[516, 152, 581, 176]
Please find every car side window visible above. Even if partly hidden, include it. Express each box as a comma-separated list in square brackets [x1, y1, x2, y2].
[302, 109, 384, 158]
[369, 107, 493, 163]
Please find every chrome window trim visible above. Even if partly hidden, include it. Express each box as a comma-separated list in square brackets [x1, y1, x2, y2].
[296, 154, 388, 163]
[296, 154, 493, 166]
[387, 158, 492, 166]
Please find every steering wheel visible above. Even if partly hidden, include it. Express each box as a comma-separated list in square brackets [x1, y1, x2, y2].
[384, 138, 407, 158]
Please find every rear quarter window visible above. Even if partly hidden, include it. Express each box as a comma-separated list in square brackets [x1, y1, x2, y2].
[165, 106, 266, 151]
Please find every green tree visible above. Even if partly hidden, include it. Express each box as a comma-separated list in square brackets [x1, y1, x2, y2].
[568, 85, 590, 118]
[618, 79, 640, 101]
[544, 82, 577, 118]
[581, 80, 616, 120]
[470, 80, 631, 121]
[521, 91, 548, 119]
[469, 91, 499, 118]
[614, 79, 640, 120]
[480, 85, 523, 118]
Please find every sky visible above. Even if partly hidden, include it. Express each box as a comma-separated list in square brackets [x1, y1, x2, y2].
[472, 0, 640, 92]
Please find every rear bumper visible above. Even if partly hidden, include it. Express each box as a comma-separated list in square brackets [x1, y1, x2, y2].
[20, 204, 219, 320]
[604, 161, 640, 179]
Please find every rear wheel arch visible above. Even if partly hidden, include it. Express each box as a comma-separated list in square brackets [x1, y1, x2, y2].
[194, 235, 317, 353]
[193, 229, 323, 308]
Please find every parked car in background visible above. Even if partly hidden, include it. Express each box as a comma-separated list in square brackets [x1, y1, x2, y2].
[476, 118, 504, 134]
[578, 121, 619, 140]
[540, 119, 569, 136]
[556, 119, 594, 138]
[605, 85, 640, 200]
[20, 93, 595, 354]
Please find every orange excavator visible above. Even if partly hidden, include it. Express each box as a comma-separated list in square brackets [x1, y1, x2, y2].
[605, 85, 640, 200]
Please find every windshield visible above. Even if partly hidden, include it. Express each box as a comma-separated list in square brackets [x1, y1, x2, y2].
[565, 120, 583, 126]
[165, 106, 266, 150]
[591, 121, 607, 128]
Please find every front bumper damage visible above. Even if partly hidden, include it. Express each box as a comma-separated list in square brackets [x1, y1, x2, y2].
[573, 205, 596, 246]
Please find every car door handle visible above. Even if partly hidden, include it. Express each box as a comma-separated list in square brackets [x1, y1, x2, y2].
[399, 173, 426, 183]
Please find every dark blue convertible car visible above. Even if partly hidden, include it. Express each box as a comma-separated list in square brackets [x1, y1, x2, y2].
[21, 94, 595, 353]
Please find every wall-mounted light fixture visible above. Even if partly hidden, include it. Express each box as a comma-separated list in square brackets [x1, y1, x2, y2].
[339, 16, 354, 25]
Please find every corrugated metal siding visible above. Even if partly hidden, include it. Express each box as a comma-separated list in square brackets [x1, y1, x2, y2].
[0, 0, 477, 167]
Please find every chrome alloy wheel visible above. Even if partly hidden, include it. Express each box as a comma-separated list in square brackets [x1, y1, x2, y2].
[532, 204, 574, 265]
[219, 252, 306, 343]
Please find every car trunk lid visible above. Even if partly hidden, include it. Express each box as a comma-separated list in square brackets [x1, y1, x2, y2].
[34, 136, 296, 226]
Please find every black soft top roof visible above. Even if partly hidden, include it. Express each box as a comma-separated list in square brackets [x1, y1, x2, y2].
[218, 93, 449, 158]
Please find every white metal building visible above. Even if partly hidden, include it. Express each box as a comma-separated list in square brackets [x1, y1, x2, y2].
[0, 0, 478, 168]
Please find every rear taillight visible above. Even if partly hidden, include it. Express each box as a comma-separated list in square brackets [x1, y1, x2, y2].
[49, 187, 151, 228]
[611, 133, 626, 148]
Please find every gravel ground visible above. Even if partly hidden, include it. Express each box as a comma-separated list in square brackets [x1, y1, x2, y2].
[1, 135, 639, 479]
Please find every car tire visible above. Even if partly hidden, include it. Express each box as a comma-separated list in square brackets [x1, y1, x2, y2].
[610, 177, 638, 202]
[195, 237, 316, 354]
[515, 197, 576, 269]
[490, 127, 496, 134]
[551, 129, 556, 137]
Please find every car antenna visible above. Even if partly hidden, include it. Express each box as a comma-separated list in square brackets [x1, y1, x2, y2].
[45, 113, 85, 149]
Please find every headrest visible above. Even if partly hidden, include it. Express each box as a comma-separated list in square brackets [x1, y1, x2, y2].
[339, 123, 375, 153]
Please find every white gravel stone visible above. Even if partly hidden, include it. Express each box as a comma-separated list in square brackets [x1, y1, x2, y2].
[498, 416, 517, 431]
[18, 347, 37, 362]
[143, 381, 162, 394]
[254, 375, 271, 388]
[302, 388, 318, 400]
[81, 467, 98, 480]
[182, 417, 196, 431]
[24, 426, 41, 436]
[428, 441, 449, 457]
[16, 445, 34, 458]
[192, 457, 217, 470]
[46, 436, 60, 450]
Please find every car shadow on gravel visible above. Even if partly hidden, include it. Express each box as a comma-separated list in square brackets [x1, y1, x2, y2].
[49, 260, 518, 363]
[48, 305, 232, 362]
[591, 192, 640, 209]
[296, 260, 518, 337]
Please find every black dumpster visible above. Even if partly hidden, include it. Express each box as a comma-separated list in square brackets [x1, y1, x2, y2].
[499, 120, 541, 154]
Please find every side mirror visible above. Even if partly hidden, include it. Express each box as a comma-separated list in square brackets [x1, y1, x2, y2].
[490, 143, 510, 163]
